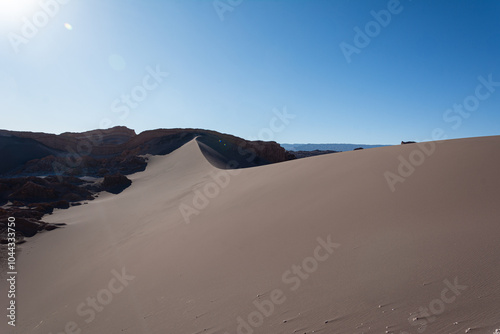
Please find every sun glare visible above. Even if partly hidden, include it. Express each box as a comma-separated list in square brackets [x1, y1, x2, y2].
[0, 0, 39, 22]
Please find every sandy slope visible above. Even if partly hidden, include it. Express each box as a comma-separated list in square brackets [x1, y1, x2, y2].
[2, 136, 500, 334]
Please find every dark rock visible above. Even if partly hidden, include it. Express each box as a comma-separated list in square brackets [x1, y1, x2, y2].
[52, 200, 70, 209]
[29, 203, 54, 215]
[9, 217, 44, 238]
[61, 192, 87, 202]
[98, 168, 109, 176]
[44, 224, 62, 231]
[401, 141, 417, 144]
[8, 181, 58, 202]
[101, 174, 132, 194]
[0, 206, 66, 242]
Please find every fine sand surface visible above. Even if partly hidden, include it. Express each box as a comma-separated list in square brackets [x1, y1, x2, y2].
[2, 136, 500, 334]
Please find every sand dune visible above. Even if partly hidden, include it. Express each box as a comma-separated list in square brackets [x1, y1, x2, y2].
[2, 136, 500, 334]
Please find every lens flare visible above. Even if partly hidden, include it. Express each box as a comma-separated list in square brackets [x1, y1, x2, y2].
[64, 23, 73, 30]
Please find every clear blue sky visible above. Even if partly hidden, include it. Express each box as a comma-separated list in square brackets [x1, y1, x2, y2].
[1, 0, 499, 144]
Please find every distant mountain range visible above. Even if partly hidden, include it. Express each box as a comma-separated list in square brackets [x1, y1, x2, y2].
[281, 143, 390, 152]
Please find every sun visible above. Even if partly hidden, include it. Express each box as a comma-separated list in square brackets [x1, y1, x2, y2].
[0, 0, 39, 22]
[0, 0, 36, 12]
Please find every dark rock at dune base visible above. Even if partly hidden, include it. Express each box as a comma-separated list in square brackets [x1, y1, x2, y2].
[51, 200, 70, 209]
[101, 174, 132, 194]
[0, 208, 66, 243]
[11, 217, 46, 238]
[401, 141, 417, 144]
[0, 176, 98, 241]
[0, 176, 94, 206]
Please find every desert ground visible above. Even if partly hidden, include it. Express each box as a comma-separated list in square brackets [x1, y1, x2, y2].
[2, 136, 500, 334]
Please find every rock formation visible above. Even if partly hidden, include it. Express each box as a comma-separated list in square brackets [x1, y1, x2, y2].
[0, 127, 295, 177]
